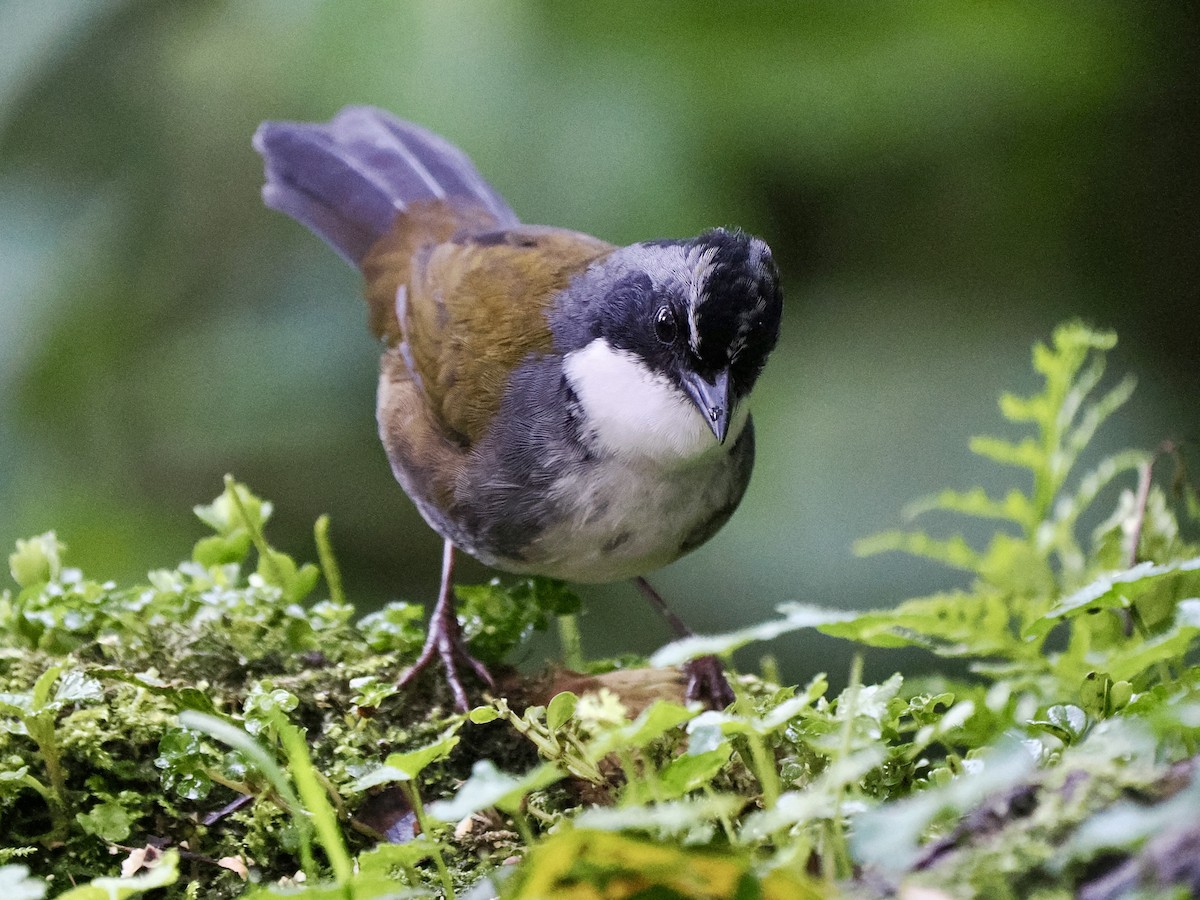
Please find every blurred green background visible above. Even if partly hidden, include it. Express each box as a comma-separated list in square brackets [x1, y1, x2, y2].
[2, 1, 1197, 684]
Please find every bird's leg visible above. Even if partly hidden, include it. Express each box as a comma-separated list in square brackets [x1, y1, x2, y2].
[397, 539, 495, 711]
[634, 576, 735, 709]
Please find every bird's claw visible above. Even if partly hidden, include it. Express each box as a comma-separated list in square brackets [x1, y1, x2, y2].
[397, 623, 495, 712]
[683, 654, 735, 710]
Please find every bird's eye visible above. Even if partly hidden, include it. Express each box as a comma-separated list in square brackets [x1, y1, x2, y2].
[653, 306, 677, 344]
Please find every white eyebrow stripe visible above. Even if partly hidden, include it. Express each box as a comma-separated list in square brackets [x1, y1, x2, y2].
[687, 302, 700, 353]
[611, 242, 720, 353]
[685, 245, 718, 353]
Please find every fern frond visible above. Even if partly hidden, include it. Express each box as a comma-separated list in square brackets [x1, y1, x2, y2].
[998, 391, 1050, 425]
[853, 531, 982, 573]
[1057, 355, 1107, 438]
[969, 435, 1043, 472]
[903, 488, 1034, 532]
[869, 322, 1147, 604]
[818, 591, 1038, 662]
[1064, 375, 1137, 463]
[1048, 449, 1150, 578]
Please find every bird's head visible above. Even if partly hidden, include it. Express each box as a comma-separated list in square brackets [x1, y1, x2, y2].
[556, 228, 783, 461]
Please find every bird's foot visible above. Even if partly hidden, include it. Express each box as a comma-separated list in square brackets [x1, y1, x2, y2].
[633, 577, 736, 710]
[397, 620, 495, 712]
[396, 539, 494, 711]
[683, 654, 736, 710]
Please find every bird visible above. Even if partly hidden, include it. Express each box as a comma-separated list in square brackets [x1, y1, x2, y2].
[253, 106, 782, 710]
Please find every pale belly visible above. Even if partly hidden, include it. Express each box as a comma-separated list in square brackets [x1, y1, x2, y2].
[487, 437, 751, 583]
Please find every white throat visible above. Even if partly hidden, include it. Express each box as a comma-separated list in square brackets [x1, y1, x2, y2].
[563, 338, 748, 463]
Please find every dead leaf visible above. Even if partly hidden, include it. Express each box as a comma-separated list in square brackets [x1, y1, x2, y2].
[218, 856, 249, 880]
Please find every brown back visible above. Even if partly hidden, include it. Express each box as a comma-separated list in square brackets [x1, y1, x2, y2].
[362, 202, 613, 445]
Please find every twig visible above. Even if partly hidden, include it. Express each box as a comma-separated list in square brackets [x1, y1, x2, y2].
[1125, 453, 1157, 569]
[201, 793, 253, 826]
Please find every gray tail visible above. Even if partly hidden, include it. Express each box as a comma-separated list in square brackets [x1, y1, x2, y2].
[253, 106, 519, 267]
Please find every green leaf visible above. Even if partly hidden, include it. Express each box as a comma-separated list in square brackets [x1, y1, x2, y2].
[1030, 704, 1088, 745]
[819, 591, 1028, 659]
[546, 691, 578, 732]
[52, 670, 103, 707]
[0, 765, 35, 796]
[194, 481, 272, 536]
[998, 390, 1052, 425]
[575, 794, 744, 834]
[427, 760, 562, 820]
[835, 673, 905, 726]
[1109, 681, 1134, 711]
[588, 699, 695, 758]
[357, 601, 425, 654]
[759, 688, 833, 733]
[75, 799, 136, 842]
[90, 668, 218, 715]
[969, 435, 1044, 473]
[1050, 703, 1087, 737]
[508, 829, 823, 900]
[687, 677, 828, 740]
[1103, 599, 1200, 684]
[1079, 672, 1114, 718]
[658, 746, 732, 798]
[273, 716, 355, 886]
[853, 530, 983, 572]
[347, 675, 398, 710]
[242, 684, 300, 736]
[0, 693, 33, 723]
[1050, 449, 1149, 574]
[154, 727, 215, 800]
[382, 728, 461, 778]
[909, 699, 977, 757]
[1027, 556, 1200, 638]
[1064, 375, 1136, 461]
[650, 603, 854, 667]
[191, 532, 252, 567]
[256, 550, 320, 604]
[9, 533, 64, 588]
[1056, 354, 1107, 435]
[355, 838, 438, 874]
[239, 885, 353, 900]
[903, 488, 1034, 530]
[351, 728, 461, 790]
[468, 705, 500, 724]
[30, 666, 63, 711]
[1043, 321, 1116, 367]
[177, 712, 302, 818]
[975, 532, 1056, 596]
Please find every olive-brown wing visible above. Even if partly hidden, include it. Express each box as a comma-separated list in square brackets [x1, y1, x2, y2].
[366, 209, 613, 446]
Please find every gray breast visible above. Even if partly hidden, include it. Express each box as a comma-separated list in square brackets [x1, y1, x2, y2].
[453, 353, 756, 582]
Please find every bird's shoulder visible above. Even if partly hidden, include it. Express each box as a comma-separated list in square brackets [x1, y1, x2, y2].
[363, 200, 613, 445]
